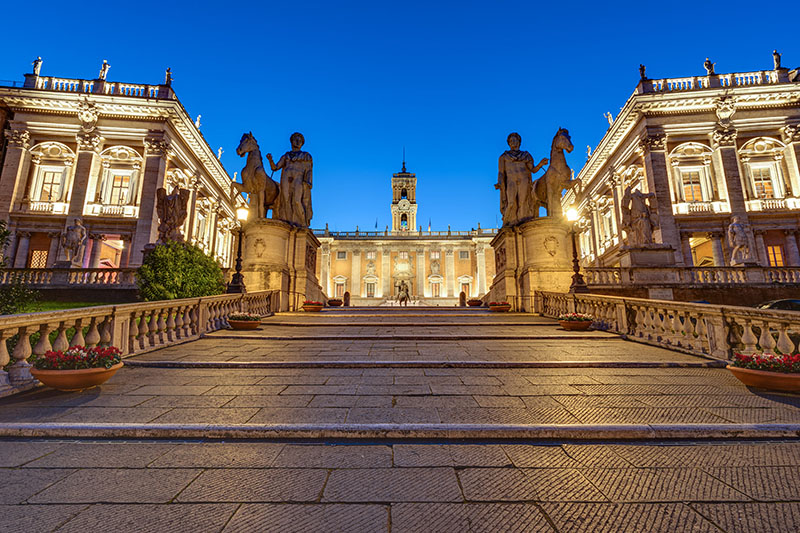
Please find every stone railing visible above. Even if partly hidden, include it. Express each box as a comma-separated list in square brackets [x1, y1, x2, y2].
[584, 266, 800, 287]
[643, 70, 786, 94]
[0, 290, 279, 396]
[0, 268, 139, 288]
[26, 75, 172, 99]
[313, 228, 499, 239]
[536, 291, 800, 360]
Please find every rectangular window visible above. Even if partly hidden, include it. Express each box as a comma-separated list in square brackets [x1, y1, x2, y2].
[767, 245, 784, 267]
[398, 251, 409, 259]
[430, 251, 440, 259]
[681, 170, 703, 202]
[335, 282, 345, 297]
[752, 167, 775, 199]
[40, 170, 63, 202]
[366, 282, 375, 297]
[461, 282, 470, 295]
[29, 250, 48, 268]
[109, 174, 131, 205]
[337, 251, 347, 260]
[431, 282, 441, 297]
[459, 251, 469, 260]
[366, 251, 376, 260]
[196, 215, 207, 243]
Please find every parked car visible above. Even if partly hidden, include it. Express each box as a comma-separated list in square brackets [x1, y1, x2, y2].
[756, 299, 800, 312]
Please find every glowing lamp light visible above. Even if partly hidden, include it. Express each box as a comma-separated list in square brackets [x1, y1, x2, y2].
[566, 207, 579, 222]
[236, 206, 249, 222]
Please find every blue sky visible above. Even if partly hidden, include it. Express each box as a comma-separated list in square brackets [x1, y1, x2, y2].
[1, 1, 796, 230]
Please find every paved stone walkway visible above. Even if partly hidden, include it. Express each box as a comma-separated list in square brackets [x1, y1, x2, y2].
[2, 307, 799, 531]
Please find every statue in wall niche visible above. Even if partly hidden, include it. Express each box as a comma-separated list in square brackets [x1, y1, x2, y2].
[728, 215, 756, 266]
[235, 132, 280, 220]
[621, 185, 658, 246]
[430, 259, 440, 275]
[267, 132, 313, 227]
[61, 218, 87, 265]
[531, 128, 577, 219]
[366, 260, 376, 275]
[704, 57, 716, 75]
[156, 186, 191, 243]
[773, 50, 782, 70]
[496, 132, 549, 226]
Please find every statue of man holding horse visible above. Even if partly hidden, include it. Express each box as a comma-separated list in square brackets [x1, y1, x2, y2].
[496, 132, 548, 226]
[267, 132, 313, 227]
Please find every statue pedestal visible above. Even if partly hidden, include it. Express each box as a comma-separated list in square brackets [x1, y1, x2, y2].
[487, 218, 573, 312]
[618, 245, 675, 267]
[240, 219, 323, 312]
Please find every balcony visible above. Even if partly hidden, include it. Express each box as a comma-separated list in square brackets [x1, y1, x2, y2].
[84, 203, 140, 218]
[672, 201, 730, 216]
[745, 197, 800, 212]
[20, 201, 69, 215]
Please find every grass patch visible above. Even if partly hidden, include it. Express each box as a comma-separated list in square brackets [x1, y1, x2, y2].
[25, 301, 108, 313]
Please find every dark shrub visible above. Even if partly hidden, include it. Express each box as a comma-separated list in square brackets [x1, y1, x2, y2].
[137, 242, 224, 301]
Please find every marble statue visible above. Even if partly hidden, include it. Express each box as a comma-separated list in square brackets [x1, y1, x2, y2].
[61, 218, 87, 265]
[496, 132, 548, 226]
[430, 259, 440, 275]
[235, 132, 280, 220]
[33, 57, 42, 76]
[99, 60, 110, 80]
[604, 112, 613, 127]
[728, 215, 755, 265]
[531, 128, 577, 219]
[165, 67, 173, 86]
[639, 64, 646, 80]
[267, 132, 314, 227]
[621, 185, 658, 246]
[217, 147, 224, 160]
[773, 50, 782, 70]
[586, 145, 592, 160]
[366, 260, 376, 275]
[156, 186, 191, 243]
[195, 115, 201, 128]
[704, 57, 716, 75]
[396, 280, 410, 306]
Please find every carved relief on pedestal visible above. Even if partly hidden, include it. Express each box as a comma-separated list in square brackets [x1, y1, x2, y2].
[253, 238, 266, 259]
[543, 236, 559, 257]
[495, 246, 506, 271]
[305, 244, 317, 271]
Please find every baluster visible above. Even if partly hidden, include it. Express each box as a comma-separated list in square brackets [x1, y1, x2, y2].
[33, 323, 54, 356]
[128, 312, 138, 353]
[166, 307, 176, 342]
[670, 310, 683, 346]
[9, 326, 34, 383]
[185, 307, 195, 336]
[157, 309, 167, 345]
[99, 316, 112, 347]
[52, 321, 69, 351]
[70, 318, 85, 346]
[84, 317, 101, 348]
[759, 320, 777, 354]
[740, 320, 759, 354]
[0, 329, 12, 372]
[174, 306, 184, 339]
[138, 311, 149, 350]
[776, 323, 796, 355]
[147, 310, 158, 346]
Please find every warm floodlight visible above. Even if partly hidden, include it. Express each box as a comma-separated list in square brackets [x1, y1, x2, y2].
[566, 207, 579, 222]
[236, 206, 249, 221]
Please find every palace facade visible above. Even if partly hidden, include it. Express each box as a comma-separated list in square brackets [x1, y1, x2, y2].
[314, 164, 497, 306]
[0, 61, 242, 271]
[565, 59, 800, 272]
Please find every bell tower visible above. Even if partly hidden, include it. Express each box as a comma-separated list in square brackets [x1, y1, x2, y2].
[390, 157, 417, 233]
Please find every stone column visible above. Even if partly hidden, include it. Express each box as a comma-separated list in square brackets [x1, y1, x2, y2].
[639, 132, 682, 260]
[119, 234, 132, 267]
[608, 173, 623, 244]
[380, 246, 391, 298]
[754, 230, 768, 266]
[46, 231, 61, 267]
[131, 131, 169, 265]
[209, 209, 220, 257]
[588, 201, 601, 265]
[711, 129, 749, 216]
[12, 231, 31, 268]
[88, 233, 105, 268]
[416, 248, 425, 298]
[350, 250, 361, 296]
[680, 232, 694, 267]
[476, 243, 487, 296]
[0, 129, 31, 221]
[184, 176, 199, 241]
[709, 232, 725, 266]
[784, 230, 800, 267]
[319, 243, 330, 296]
[445, 248, 456, 297]
[781, 126, 800, 197]
[66, 131, 103, 222]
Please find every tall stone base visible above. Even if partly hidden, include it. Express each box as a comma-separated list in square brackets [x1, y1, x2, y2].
[618, 245, 675, 267]
[240, 219, 324, 312]
[487, 218, 573, 312]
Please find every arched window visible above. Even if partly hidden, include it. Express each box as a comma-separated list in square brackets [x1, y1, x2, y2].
[739, 137, 787, 200]
[401, 188, 408, 199]
[401, 213, 408, 227]
[27, 142, 75, 209]
[668, 142, 715, 205]
[96, 146, 143, 206]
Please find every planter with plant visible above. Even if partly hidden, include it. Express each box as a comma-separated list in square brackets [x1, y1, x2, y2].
[728, 353, 800, 392]
[303, 300, 323, 312]
[228, 312, 262, 330]
[327, 299, 343, 307]
[31, 346, 123, 392]
[558, 313, 594, 331]
[467, 298, 483, 307]
[489, 301, 511, 312]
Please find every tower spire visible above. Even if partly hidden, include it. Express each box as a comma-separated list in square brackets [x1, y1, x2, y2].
[402, 147, 406, 173]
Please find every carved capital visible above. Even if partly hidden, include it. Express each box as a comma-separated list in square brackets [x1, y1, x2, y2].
[16, 231, 32, 239]
[638, 133, 666, 154]
[783, 229, 799, 237]
[710, 129, 737, 149]
[47, 231, 61, 238]
[781, 125, 800, 144]
[120, 233, 133, 242]
[90, 233, 106, 241]
[5, 129, 30, 149]
[76, 131, 102, 152]
[144, 131, 170, 157]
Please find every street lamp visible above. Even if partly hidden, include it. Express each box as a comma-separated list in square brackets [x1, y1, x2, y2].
[566, 207, 589, 294]
[226, 206, 249, 294]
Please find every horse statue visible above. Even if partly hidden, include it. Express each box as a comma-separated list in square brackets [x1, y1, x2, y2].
[531, 128, 577, 218]
[396, 280, 411, 307]
[235, 132, 280, 219]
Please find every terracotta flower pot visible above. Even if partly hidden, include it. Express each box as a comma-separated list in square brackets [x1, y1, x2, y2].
[467, 300, 483, 307]
[228, 319, 260, 330]
[559, 321, 592, 331]
[489, 305, 511, 313]
[327, 300, 343, 307]
[727, 365, 800, 392]
[303, 305, 323, 312]
[31, 362, 124, 392]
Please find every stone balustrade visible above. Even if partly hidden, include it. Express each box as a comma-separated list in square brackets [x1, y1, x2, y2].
[0, 290, 278, 397]
[314, 228, 498, 239]
[28, 76, 171, 99]
[0, 268, 139, 288]
[536, 291, 800, 360]
[584, 266, 800, 287]
[642, 70, 786, 94]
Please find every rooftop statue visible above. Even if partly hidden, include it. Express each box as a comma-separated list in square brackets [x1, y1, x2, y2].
[531, 128, 577, 219]
[704, 57, 716, 75]
[773, 49, 782, 70]
[165, 67, 173, 86]
[32, 57, 42, 76]
[604, 112, 613, 127]
[235, 132, 280, 220]
[621, 185, 658, 246]
[156, 186, 190, 243]
[496, 132, 548, 226]
[639, 63, 646, 80]
[267, 132, 314, 227]
[99, 60, 110, 80]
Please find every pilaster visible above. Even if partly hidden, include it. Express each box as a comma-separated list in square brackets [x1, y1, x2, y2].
[131, 131, 170, 265]
[445, 248, 456, 297]
[781, 125, 800, 197]
[12, 231, 31, 268]
[46, 231, 61, 267]
[0, 129, 31, 220]
[753, 230, 768, 266]
[350, 250, 361, 296]
[380, 246, 391, 297]
[475, 243, 487, 296]
[638, 132, 682, 261]
[710, 129, 749, 218]
[88, 233, 105, 268]
[680, 232, 694, 267]
[709, 231, 725, 266]
[784, 230, 800, 267]
[416, 248, 425, 297]
[119, 234, 132, 268]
